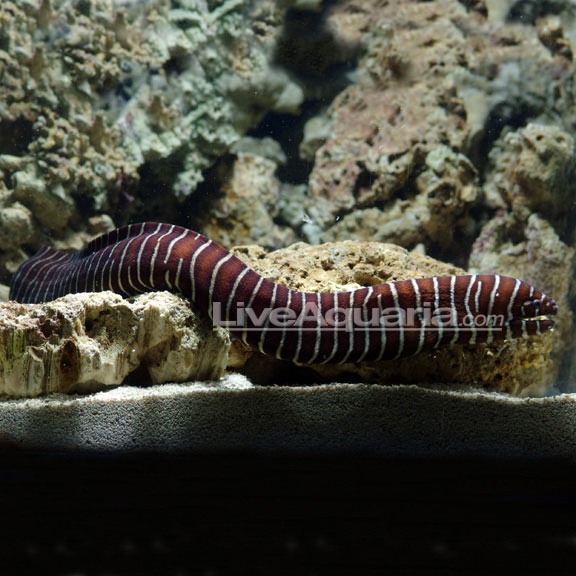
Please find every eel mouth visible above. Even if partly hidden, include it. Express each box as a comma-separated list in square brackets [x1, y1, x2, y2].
[509, 294, 558, 338]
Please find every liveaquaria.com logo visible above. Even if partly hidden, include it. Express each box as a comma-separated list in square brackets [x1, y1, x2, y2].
[212, 302, 506, 332]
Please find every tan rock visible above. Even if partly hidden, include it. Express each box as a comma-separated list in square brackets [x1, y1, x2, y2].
[470, 213, 573, 385]
[0, 292, 229, 398]
[484, 124, 576, 225]
[195, 153, 297, 249]
[232, 240, 556, 396]
[303, 0, 573, 260]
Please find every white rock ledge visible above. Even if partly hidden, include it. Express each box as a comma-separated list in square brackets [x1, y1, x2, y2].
[0, 373, 575, 458]
[0, 291, 230, 396]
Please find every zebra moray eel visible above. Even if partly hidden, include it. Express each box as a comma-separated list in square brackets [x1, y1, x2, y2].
[10, 222, 557, 365]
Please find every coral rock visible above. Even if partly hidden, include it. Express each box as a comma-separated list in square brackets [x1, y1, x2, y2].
[231, 240, 555, 396]
[470, 213, 573, 387]
[0, 292, 229, 398]
[0, 0, 298, 271]
[195, 152, 298, 249]
[303, 0, 574, 255]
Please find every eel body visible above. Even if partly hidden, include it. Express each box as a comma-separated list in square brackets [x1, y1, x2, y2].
[10, 222, 558, 364]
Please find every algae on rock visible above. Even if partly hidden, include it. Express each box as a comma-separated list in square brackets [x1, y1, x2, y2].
[0, 0, 300, 273]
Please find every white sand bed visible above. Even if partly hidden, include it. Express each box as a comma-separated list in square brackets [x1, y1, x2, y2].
[0, 374, 575, 457]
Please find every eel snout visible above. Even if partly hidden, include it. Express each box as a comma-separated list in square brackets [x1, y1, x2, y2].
[510, 290, 558, 338]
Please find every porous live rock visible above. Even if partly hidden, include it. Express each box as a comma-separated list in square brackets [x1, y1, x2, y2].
[0, 199, 35, 280]
[469, 213, 573, 382]
[0, 291, 229, 398]
[483, 124, 576, 235]
[471, 123, 576, 384]
[0, 202, 34, 253]
[51, 214, 117, 253]
[0, 0, 299, 275]
[303, 0, 574, 251]
[320, 146, 479, 249]
[193, 152, 298, 250]
[231, 241, 555, 396]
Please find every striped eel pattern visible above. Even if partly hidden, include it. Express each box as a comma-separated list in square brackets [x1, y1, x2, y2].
[10, 222, 558, 365]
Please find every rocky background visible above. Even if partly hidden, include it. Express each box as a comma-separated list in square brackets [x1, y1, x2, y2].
[0, 0, 575, 395]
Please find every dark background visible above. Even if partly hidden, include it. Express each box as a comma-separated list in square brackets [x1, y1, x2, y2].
[1, 450, 576, 574]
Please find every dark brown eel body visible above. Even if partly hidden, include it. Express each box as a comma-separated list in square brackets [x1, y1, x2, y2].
[10, 223, 558, 364]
